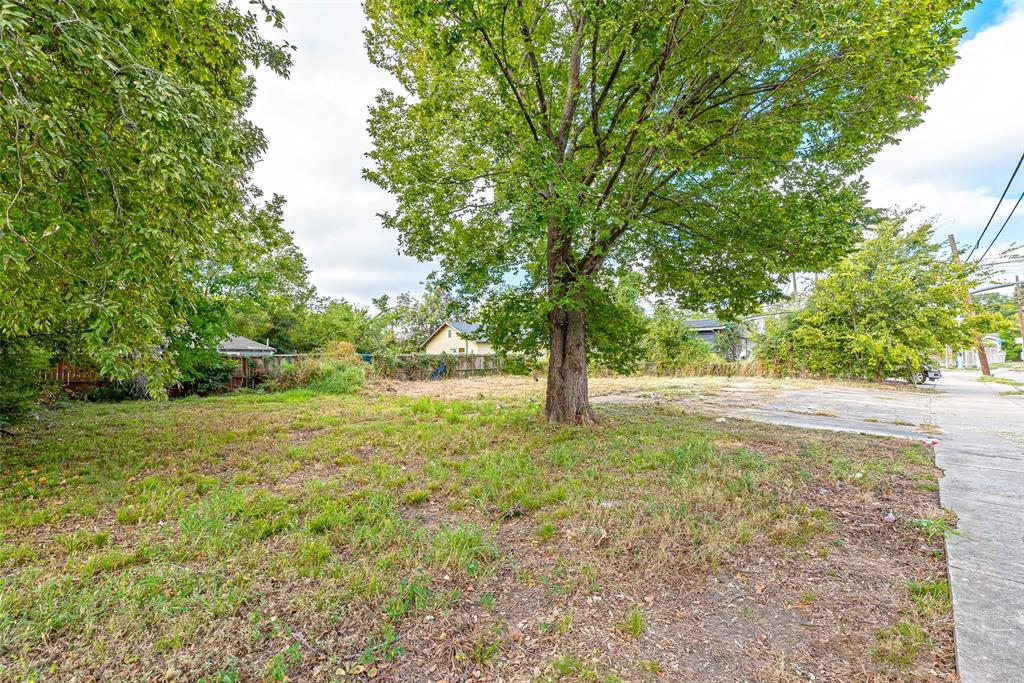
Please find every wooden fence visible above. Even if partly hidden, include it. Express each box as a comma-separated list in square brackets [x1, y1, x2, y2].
[378, 353, 503, 381]
[41, 362, 102, 386]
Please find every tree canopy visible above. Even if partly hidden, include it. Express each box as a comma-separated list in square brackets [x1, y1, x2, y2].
[1, 0, 293, 386]
[364, 0, 974, 421]
[758, 221, 998, 380]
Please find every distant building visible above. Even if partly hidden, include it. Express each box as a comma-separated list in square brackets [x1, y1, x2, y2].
[684, 319, 754, 360]
[216, 335, 277, 358]
[421, 321, 493, 355]
[947, 334, 1006, 369]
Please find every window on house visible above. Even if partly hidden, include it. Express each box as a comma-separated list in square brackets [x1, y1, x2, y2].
[448, 329, 452, 338]
[458, 348, 465, 354]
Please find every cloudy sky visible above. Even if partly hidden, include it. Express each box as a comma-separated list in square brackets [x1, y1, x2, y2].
[249, 0, 1024, 305]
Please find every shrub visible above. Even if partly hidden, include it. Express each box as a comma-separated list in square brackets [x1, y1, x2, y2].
[500, 354, 538, 376]
[321, 340, 363, 365]
[642, 306, 713, 371]
[178, 353, 238, 396]
[307, 362, 364, 394]
[757, 222, 997, 381]
[263, 360, 363, 394]
[0, 338, 51, 426]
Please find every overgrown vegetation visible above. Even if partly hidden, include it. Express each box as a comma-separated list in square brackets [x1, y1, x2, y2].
[759, 221, 1001, 381]
[263, 360, 365, 395]
[0, 384, 952, 679]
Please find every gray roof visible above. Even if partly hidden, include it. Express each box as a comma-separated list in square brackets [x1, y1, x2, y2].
[447, 321, 480, 336]
[217, 335, 276, 355]
[684, 319, 725, 331]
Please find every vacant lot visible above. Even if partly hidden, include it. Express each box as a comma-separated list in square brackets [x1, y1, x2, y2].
[1, 378, 953, 681]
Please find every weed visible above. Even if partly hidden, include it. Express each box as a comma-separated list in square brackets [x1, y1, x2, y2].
[56, 529, 109, 553]
[535, 521, 556, 542]
[978, 375, 1024, 387]
[359, 625, 405, 664]
[430, 523, 497, 576]
[638, 658, 662, 674]
[616, 605, 644, 639]
[909, 513, 959, 544]
[200, 669, 239, 683]
[467, 625, 503, 666]
[402, 489, 429, 505]
[266, 643, 301, 682]
[872, 619, 928, 669]
[384, 577, 431, 620]
[547, 654, 622, 682]
[539, 612, 573, 636]
[907, 578, 950, 616]
[0, 542, 38, 566]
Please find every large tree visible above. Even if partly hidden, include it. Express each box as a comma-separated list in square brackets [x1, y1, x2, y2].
[758, 221, 999, 381]
[364, 0, 972, 422]
[0, 1, 292, 387]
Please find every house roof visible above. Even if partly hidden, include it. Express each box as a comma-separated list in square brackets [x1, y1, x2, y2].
[217, 335, 277, 356]
[447, 321, 480, 336]
[684, 319, 726, 331]
[421, 320, 488, 348]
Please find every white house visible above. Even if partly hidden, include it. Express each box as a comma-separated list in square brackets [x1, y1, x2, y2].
[421, 321, 493, 355]
[947, 334, 1006, 369]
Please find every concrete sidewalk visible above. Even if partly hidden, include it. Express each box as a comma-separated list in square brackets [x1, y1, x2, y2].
[931, 373, 1024, 682]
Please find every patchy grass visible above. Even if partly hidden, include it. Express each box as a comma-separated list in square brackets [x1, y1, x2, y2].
[615, 605, 645, 639]
[0, 381, 952, 680]
[977, 375, 1024, 387]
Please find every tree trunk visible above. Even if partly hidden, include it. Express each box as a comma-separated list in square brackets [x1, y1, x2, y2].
[545, 306, 594, 423]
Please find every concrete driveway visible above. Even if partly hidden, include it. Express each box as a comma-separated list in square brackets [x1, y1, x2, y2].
[722, 370, 1023, 682]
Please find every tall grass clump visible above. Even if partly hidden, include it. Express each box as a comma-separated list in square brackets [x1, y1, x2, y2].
[264, 359, 364, 395]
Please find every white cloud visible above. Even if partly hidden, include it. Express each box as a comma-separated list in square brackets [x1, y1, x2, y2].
[864, 4, 1024, 258]
[248, 1, 433, 306]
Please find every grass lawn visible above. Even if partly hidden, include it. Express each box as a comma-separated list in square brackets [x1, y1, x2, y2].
[0, 380, 954, 681]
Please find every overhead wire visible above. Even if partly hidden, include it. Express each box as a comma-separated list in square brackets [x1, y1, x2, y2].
[977, 188, 1024, 262]
[966, 149, 1024, 260]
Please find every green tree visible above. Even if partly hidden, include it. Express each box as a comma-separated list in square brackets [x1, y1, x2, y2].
[294, 298, 370, 353]
[180, 194, 313, 373]
[364, 0, 972, 422]
[976, 293, 1022, 361]
[711, 322, 750, 362]
[0, 1, 292, 396]
[641, 305, 711, 371]
[758, 222, 997, 381]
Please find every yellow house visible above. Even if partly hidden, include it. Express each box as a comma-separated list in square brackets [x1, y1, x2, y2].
[421, 321, 493, 355]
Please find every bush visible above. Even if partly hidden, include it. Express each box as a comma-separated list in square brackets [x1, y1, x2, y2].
[264, 360, 364, 394]
[307, 362, 364, 394]
[321, 340, 363, 365]
[641, 306, 713, 371]
[85, 380, 148, 402]
[757, 222, 994, 381]
[373, 353, 451, 381]
[178, 354, 238, 396]
[500, 354, 539, 376]
[0, 338, 51, 426]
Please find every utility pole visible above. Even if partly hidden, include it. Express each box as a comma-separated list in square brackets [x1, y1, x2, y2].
[1015, 276, 1024, 359]
[949, 234, 991, 376]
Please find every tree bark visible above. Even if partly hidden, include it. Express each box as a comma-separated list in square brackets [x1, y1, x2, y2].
[545, 306, 594, 423]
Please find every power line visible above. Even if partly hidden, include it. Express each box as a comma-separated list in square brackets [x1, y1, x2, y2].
[978, 188, 1024, 262]
[967, 149, 1024, 261]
